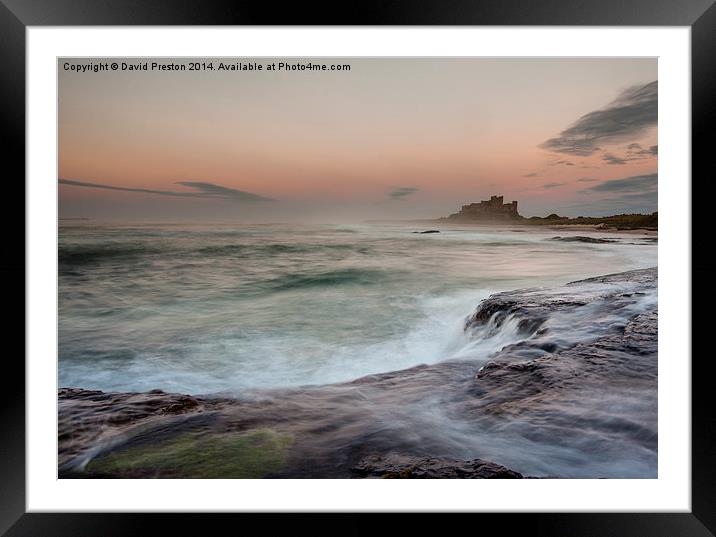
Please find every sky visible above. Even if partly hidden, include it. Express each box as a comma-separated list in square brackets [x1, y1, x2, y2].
[58, 57, 657, 222]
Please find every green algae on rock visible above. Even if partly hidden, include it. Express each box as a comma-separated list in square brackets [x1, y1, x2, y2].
[86, 429, 293, 478]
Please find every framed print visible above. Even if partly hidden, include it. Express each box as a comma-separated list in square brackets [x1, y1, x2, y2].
[3, 0, 714, 535]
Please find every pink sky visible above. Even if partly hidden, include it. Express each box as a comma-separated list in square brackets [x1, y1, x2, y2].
[59, 58, 657, 222]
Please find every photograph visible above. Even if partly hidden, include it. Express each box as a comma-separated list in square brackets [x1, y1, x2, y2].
[56, 56, 658, 480]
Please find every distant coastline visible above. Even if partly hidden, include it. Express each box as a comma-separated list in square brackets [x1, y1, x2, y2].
[368, 214, 657, 232]
[430, 212, 658, 231]
[366, 194, 657, 231]
[434, 194, 657, 230]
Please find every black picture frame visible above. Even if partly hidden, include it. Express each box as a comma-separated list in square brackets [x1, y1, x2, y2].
[2, 1, 713, 535]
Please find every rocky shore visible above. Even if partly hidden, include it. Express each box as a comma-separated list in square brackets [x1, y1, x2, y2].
[59, 267, 657, 479]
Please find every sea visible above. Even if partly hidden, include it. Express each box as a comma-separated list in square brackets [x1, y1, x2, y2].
[58, 222, 657, 396]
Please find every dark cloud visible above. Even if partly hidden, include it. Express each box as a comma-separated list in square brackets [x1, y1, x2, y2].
[387, 186, 419, 200]
[540, 81, 657, 156]
[586, 172, 657, 193]
[599, 143, 658, 166]
[625, 142, 658, 156]
[564, 191, 657, 215]
[603, 153, 627, 165]
[548, 160, 575, 167]
[625, 142, 658, 158]
[59, 179, 275, 201]
[567, 190, 657, 214]
[566, 171, 657, 215]
[617, 190, 658, 203]
[543, 182, 565, 189]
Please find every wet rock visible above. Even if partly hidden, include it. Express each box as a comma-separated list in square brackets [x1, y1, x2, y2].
[353, 454, 523, 479]
[58, 267, 658, 479]
[465, 267, 656, 336]
[58, 388, 216, 469]
[464, 307, 657, 457]
[569, 267, 656, 285]
[465, 293, 582, 336]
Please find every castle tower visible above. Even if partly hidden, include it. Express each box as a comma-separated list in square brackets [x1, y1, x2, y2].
[446, 194, 522, 221]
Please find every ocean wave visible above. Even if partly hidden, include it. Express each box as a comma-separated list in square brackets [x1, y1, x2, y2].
[265, 267, 392, 291]
[479, 241, 525, 247]
[194, 243, 367, 257]
[58, 268, 659, 479]
[59, 241, 373, 269]
[58, 225, 658, 410]
[59, 243, 162, 266]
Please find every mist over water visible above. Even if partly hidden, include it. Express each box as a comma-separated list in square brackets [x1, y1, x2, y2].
[58, 223, 656, 395]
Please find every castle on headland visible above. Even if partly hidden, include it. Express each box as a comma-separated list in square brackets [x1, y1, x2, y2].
[443, 195, 522, 221]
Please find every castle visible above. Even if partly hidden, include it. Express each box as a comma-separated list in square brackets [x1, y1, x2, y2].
[443, 195, 522, 221]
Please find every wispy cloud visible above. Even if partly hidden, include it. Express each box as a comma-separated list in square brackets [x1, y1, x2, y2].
[625, 142, 658, 157]
[523, 172, 539, 178]
[543, 182, 565, 189]
[577, 177, 599, 183]
[602, 153, 627, 165]
[599, 143, 659, 166]
[618, 190, 658, 203]
[585, 172, 657, 193]
[387, 186, 419, 201]
[173, 181, 274, 201]
[540, 81, 657, 156]
[59, 179, 275, 202]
